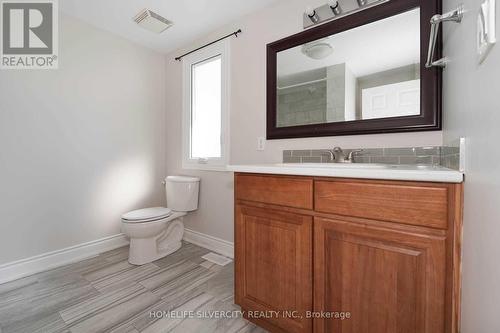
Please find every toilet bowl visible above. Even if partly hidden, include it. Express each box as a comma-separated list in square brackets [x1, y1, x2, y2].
[121, 176, 200, 265]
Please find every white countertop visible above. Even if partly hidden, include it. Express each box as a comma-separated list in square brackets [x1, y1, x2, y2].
[227, 163, 464, 183]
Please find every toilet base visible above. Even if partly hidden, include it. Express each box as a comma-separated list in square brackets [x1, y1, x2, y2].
[128, 219, 184, 265]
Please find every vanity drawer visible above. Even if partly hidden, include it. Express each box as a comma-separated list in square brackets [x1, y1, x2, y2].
[314, 179, 449, 229]
[235, 174, 313, 209]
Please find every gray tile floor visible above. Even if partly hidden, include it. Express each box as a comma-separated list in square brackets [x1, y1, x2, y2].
[0, 242, 267, 333]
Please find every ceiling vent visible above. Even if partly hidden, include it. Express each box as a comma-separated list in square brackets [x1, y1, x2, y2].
[133, 9, 173, 34]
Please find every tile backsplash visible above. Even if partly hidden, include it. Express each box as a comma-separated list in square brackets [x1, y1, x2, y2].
[283, 145, 461, 170]
[441, 146, 461, 170]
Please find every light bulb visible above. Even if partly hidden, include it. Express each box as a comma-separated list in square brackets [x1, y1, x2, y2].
[328, 0, 342, 15]
[305, 6, 315, 17]
[328, 0, 339, 8]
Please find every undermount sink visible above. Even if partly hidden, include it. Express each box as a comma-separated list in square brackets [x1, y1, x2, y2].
[277, 163, 443, 170]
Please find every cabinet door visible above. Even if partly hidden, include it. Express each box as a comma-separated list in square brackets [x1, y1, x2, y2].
[314, 217, 446, 333]
[235, 204, 312, 333]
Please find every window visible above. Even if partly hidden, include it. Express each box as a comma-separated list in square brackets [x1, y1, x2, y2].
[182, 39, 230, 170]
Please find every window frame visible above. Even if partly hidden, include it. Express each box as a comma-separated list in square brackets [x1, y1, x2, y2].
[182, 39, 230, 171]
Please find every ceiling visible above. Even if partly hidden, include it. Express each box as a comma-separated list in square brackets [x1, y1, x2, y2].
[278, 8, 420, 79]
[60, 0, 279, 54]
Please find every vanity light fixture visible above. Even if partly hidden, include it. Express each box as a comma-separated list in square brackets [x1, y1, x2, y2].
[303, 0, 389, 29]
[328, 0, 342, 15]
[306, 6, 320, 23]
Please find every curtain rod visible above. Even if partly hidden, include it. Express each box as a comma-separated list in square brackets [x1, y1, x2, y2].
[174, 29, 242, 61]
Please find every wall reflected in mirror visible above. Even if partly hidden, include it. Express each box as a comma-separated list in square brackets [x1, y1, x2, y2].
[276, 8, 420, 128]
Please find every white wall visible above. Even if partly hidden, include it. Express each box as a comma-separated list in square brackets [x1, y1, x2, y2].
[0, 14, 166, 265]
[442, 0, 500, 331]
[165, 0, 442, 243]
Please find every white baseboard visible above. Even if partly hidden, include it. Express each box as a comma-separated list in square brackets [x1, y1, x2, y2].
[0, 230, 233, 285]
[183, 228, 234, 259]
[0, 234, 129, 285]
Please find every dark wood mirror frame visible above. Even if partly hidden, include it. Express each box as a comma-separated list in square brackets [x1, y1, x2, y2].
[266, 0, 441, 139]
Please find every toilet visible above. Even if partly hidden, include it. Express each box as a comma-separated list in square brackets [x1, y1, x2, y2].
[121, 175, 200, 265]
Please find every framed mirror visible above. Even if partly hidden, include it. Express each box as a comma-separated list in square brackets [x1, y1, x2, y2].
[267, 0, 441, 139]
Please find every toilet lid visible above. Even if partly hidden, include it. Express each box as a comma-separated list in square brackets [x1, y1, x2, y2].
[121, 207, 172, 222]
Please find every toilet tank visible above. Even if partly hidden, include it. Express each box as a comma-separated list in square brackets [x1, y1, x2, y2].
[165, 176, 200, 212]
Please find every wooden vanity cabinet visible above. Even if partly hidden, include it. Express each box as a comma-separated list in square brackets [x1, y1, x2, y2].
[234, 173, 463, 333]
[235, 205, 313, 333]
[314, 217, 446, 333]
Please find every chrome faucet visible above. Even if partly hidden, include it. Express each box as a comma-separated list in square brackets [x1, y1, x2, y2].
[346, 149, 363, 163]
[325, 147, 363, 163]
